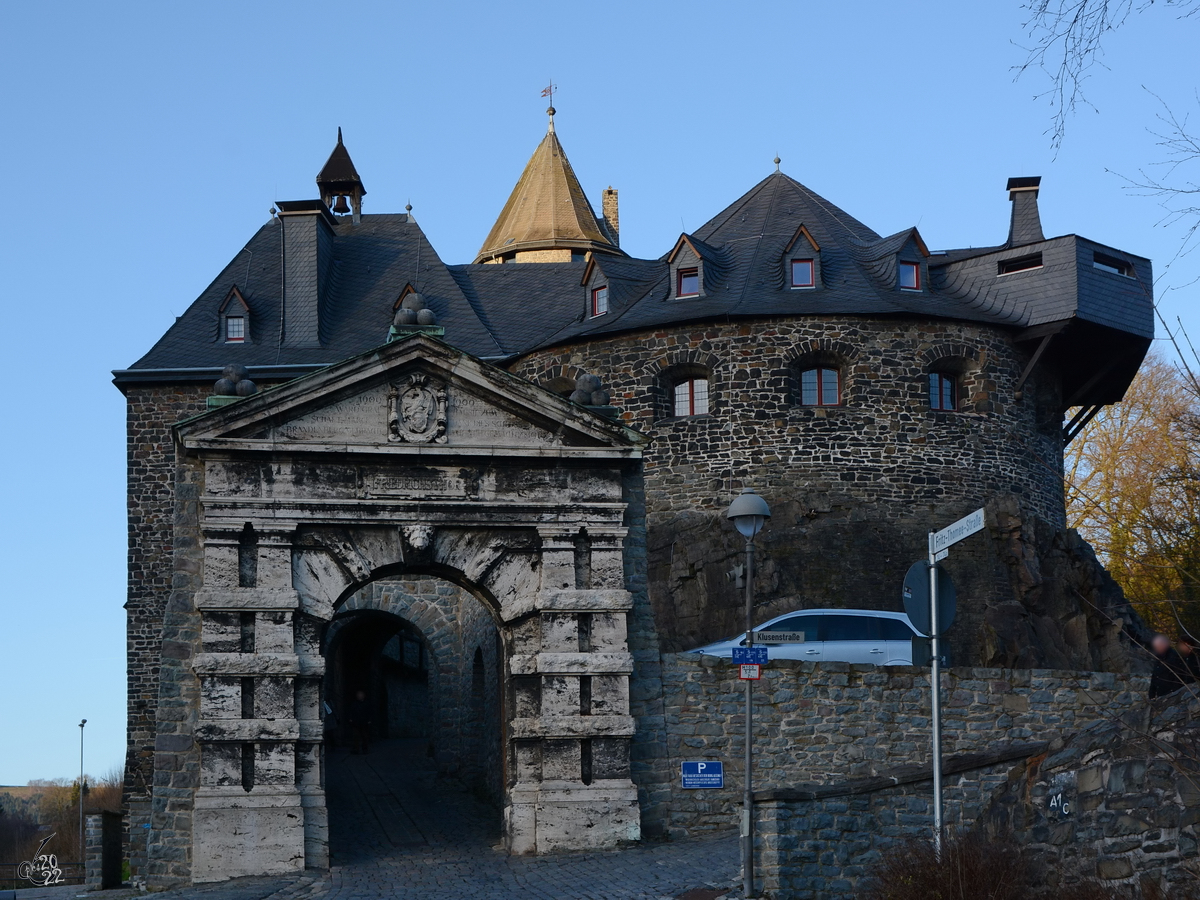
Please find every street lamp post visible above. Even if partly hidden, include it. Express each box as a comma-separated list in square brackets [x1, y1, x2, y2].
[78, 719, 87, 867]
[726, 488, 771, 899]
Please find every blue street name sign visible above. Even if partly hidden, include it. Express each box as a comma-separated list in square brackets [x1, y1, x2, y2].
[681, 760, 724, 789]
[732, 647, 768, 666]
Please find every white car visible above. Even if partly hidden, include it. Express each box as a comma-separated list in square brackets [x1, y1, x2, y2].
[687, 608, 920, 665]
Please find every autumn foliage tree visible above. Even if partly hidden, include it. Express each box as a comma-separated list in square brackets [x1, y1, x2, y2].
[1065, 349, 1200, 635]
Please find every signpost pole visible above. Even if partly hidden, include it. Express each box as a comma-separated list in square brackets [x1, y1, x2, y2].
[743, 536, 756, 898]
[927, 534, 943, 856]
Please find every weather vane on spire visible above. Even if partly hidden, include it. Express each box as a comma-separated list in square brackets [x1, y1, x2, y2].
[542, 81, 557, 132]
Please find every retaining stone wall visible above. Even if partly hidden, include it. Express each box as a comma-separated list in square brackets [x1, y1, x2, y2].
[757, 748, 1032, 899]
[978, 692, 1200, 893]
[638, 654, 1146, 839]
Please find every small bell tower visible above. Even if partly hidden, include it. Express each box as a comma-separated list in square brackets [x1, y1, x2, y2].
[316, 127, 367, 224]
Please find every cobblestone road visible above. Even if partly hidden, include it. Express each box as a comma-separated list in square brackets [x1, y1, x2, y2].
[66, 739, 742, 900]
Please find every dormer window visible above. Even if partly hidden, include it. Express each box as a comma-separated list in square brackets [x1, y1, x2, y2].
[677, 268, 699, 298]
[899, 262, 921, 291]
[592, 286, 609, 316]
[791, 259, 815, 289]
[218, 286, 251, 345]
[1094, 252, 1133, 277]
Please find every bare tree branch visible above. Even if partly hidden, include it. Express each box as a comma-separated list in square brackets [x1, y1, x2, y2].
[1016, 0, 1200, 149]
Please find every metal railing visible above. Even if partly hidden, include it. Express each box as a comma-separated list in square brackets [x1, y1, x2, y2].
[0, 862, 85, 890]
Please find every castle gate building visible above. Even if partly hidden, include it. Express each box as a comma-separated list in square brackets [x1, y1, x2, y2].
[115, 111, 1154, 885]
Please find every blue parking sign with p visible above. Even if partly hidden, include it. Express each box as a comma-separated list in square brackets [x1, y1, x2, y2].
[681, 760, 724, 789]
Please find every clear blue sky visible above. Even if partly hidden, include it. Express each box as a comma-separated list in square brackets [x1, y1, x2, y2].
[0, 1, 1195, 785]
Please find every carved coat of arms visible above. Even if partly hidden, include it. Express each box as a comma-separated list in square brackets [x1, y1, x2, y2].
[388, 374, 447, 443]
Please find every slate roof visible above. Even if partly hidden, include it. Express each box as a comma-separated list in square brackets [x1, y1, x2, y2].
[124, 213, 504, 376]
[474, 113, 619, 263]
[117, 160, 1154, 402]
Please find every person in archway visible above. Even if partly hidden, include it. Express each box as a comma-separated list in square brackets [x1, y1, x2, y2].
[347, 689, 372, 754]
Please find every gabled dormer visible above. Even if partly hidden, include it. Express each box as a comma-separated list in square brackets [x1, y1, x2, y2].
[783, 224, 822, 290]
[851, 227, 930, 293]
[667, 234, 729, 300]
[582, 255, 611, 318]
[218, 286, 251, 344]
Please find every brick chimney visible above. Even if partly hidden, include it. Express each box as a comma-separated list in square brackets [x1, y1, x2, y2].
[1006, 176, 1044, 246]
[602, 187, 619, 248]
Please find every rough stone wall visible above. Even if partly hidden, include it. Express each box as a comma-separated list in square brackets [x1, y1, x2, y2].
[145, 453, 206, 887]
[978, 692, 1200, 893]
[757, 751, 1028, 899]
[122, 383, 209, 878]
[641, 655, 1146, 839]
[508, 316, 1081, 668]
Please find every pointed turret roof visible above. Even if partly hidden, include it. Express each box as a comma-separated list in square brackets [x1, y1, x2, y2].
[474, 109, 618, 263]
[316, 127, 366, 195]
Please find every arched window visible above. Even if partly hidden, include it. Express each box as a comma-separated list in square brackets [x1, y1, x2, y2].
[799, 367, 839, 406]
[929, 371, 958, 410]
[673, 377, 709, 417]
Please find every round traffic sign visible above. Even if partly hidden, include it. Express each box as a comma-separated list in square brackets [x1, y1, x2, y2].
[902, 561, 957, 636]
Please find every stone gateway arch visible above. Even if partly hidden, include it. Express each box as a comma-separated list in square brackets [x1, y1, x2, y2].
[150, 335, 645, 882]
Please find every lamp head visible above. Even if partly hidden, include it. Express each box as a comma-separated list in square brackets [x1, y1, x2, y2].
[726, 488, 771, 538]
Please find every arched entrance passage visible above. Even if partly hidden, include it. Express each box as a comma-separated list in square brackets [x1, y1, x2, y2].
[322, 576, 504, 813]
[161, 334, 647, 884]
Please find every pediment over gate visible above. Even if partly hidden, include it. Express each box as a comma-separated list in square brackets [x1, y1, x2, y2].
[176, 334, 645, 457]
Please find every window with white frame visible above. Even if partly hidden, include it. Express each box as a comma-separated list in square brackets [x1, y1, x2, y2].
[673, 378, 709, 417]
[799, 366, 839, 406]
[225, 316, 245, 342]
[592, 285, 609, 316]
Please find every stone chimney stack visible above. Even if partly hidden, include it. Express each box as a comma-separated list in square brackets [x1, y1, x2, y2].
[1006, 176, 1044, 246]
[602, 187, 619, 248]
[276, 201, 335, 349]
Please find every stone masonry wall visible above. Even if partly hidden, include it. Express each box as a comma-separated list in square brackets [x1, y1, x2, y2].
[509, 316, 1090, 671]
[123, 383, 209, 879]
[756, 748, 1036, 899]
[978, 691, 1200, 894]
[638, 654, 1146, 839]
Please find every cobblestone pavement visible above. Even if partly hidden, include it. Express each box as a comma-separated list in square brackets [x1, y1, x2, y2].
[320, 739, 742, 899]
[82, 739, 742, 900]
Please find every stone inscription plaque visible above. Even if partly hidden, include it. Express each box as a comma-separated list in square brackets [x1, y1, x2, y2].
[447, 393, 556, 446]
[272, 389, 390, 443]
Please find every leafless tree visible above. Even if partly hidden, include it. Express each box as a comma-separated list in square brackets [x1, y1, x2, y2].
[1016, 2, 1200, 250]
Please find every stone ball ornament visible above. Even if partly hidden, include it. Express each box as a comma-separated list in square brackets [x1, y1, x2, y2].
[569, 389, 592, 405]
[401, 292, 426, 311]
[590, 389, 610, 406]
[576, 373, 602, 394]
[213, 364, 258, 397]
[416, 308, 437, 326]
[394, 307, 419, 327]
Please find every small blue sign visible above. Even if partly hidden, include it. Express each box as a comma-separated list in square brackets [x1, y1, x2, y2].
[732, 647, 768, 666]
[681, 760, 724, 789]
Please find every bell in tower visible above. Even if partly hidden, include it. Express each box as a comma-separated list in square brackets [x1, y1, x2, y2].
[316, 127, 367, 224]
